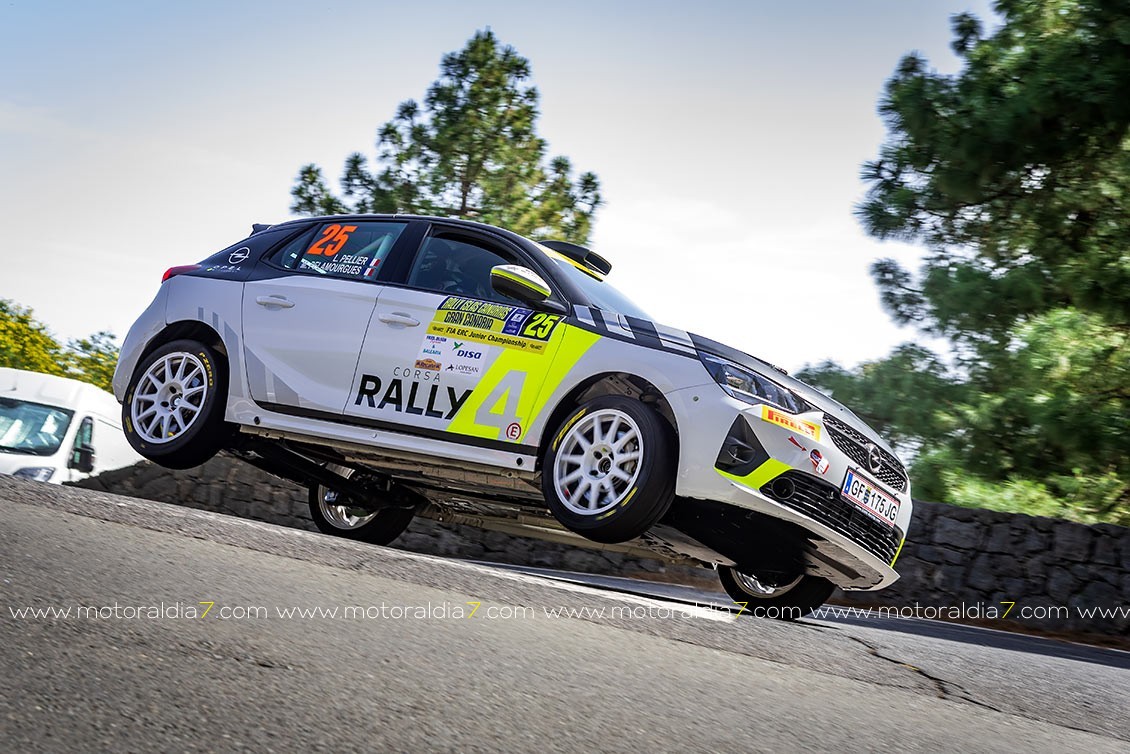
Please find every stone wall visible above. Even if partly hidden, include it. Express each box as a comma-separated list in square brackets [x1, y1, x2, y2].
[834, 498, 1130, 639]
[73, 455, 1129, 640]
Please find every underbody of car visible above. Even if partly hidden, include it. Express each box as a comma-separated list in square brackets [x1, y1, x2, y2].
[113, 214, 914, 618]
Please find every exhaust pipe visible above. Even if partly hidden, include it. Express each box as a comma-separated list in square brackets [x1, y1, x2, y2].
[770, 477, 795, 501]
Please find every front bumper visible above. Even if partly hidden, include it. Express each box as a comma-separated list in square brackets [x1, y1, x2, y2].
[668, 386, 913, 591]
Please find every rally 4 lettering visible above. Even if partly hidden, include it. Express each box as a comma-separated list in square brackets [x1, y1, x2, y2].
[354, 374, 470, 419]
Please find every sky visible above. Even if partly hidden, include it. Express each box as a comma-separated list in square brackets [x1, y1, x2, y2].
[0, 0, 995, 373]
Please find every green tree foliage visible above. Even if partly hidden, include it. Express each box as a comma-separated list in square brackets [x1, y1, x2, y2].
[291, 30, 602, 243]
[0, 300, 120, 392]
[799, 345, 969, 451]
[0, 300, 66, 375]
[804, 1, 1130, 524]
[64, 331, 121, 393]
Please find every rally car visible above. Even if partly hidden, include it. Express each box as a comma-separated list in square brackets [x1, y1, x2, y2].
[113, 214, 913, 618]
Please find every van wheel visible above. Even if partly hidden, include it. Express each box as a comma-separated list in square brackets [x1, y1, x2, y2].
[123, 339, 231, 470]
[309, 464, 415, 545]
[542, 395, 675, 544]
[718, 567, 835, 620]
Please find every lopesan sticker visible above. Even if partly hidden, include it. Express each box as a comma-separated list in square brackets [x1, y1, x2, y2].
[354, 373, 470, 419]
[416, 334, 485, 377]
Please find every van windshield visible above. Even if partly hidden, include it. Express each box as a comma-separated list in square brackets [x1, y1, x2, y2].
[0, 397, 74, 456]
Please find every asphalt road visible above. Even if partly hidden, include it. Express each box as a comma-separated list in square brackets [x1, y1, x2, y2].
[482, 562, 1130, 667]
[2, 476, 1127, 752]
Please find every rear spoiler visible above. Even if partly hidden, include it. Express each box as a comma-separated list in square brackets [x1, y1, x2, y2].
[541, 240, 612, 276]
[251, 223, 273, 234]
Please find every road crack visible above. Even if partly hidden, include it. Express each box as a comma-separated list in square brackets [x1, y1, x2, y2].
[835, 630, 1003, 712]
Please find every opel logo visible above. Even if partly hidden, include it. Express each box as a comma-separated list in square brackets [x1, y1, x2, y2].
[228, 247, 250, 265]
[866, 444, 883, 473]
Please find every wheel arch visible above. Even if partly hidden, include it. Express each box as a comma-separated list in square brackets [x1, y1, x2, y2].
[537, 371, 679, 470]
[135, 321, 228, 372]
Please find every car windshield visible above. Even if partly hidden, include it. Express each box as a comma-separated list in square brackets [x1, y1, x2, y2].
[0, 397, 74, 456]
[543, 251, 651, 320]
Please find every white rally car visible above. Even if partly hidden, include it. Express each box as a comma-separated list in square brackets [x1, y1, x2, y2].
[114, 215, 912, 617]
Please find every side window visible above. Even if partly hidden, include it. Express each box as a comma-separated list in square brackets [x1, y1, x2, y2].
[406, 234, 522, 304]
[271, 221, 407, 281]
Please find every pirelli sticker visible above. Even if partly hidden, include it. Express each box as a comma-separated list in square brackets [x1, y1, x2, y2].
[761, 405, 821, 442]
[427, 296, 562, 354]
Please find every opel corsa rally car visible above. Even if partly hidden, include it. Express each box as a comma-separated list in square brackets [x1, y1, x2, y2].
[113, 214, 913, 617]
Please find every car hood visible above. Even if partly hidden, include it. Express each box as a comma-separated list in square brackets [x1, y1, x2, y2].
[688, 333, 897, 456]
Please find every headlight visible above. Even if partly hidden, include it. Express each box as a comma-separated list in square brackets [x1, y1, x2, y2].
[13, 467, 56, 482]
[700, 354, 807, 413]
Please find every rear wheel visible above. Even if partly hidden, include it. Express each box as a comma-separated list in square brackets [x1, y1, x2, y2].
[718, 566, 835, 620]
[542, 395, 676, 544]
[123, 339, 231, 469]
[309, 464, 415, 545]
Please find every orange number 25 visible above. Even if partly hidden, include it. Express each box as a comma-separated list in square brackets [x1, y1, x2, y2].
[306, 224, 357, 257]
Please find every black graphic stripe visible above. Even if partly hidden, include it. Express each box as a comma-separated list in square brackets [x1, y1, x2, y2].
[257, 401, 538, 456]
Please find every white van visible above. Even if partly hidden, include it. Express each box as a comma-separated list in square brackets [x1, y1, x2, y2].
[0, 368, 143, 483]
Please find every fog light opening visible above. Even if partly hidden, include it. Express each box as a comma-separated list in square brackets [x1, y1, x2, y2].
[770, 477, 795, 501]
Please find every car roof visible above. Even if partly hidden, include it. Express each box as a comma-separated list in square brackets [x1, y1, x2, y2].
[253, 214, 533, 244]
[246, 214, 598, 310]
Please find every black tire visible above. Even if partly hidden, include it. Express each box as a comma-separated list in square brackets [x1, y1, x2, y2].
[123, 338, 232, 470]
[541, 395, 676, 544]
[309, 465, 415, 545]
[718, 566, 835, 620]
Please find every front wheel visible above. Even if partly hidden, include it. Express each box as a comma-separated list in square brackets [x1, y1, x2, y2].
[541, 395, 676, 544]
[309, 464, 415, 545]
[718, 566, 835, 620]
[123, 339, 231, 470]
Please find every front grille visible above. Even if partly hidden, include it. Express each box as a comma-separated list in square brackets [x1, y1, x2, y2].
[822, 414, 908, 492]
[760, 471, 901, 563]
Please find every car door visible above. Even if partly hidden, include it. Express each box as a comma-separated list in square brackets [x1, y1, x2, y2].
[241, 220, 410, 415]
[345, 227, 568, 448]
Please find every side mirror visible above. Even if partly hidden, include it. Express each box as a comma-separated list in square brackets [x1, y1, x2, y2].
[490, 264, 552, 305]
[70, 443, 95, 474]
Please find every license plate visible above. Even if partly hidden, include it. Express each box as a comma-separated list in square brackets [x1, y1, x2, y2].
[841, 469, 900, 527]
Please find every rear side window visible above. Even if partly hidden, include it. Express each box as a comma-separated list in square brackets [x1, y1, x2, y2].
[272, 221, 407, 281]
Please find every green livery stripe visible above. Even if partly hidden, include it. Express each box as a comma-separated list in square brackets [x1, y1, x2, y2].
[716, 459, 791, 490]
[528, 326, 600, 425]
[446, 324, 600, 442]
[890, 536, 906, 567]
[493, 268, 551, 298]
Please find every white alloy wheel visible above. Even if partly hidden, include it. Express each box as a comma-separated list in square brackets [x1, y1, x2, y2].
[316, 464, 379, 530]
[552, 408, 644, 516]
[732, 570, 804, 598]
[130, 352, 210, 444]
